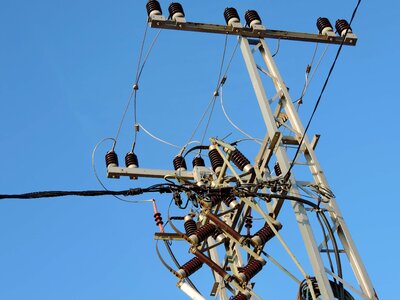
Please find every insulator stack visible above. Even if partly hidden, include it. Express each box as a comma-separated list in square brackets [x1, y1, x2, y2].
[188, 223, 217, 245]
[335, 19, 352, 37]
[208, 145, 224, 175]
[230, 149, 253, 173]
[245, 215, 253, 236]
[238, 259, 264, 282]
[154, 212, 163, 227]
[274, 162, 282, 176]
[316, 17, 334, 35]
[231, 293, 249, 300]
[251, 222, 282, 247]
[192, 156, 205, 167]
[125, 151, 139, 168]
[184, 215, 197, 236]
[224, 7, 240, 26]
[176, 257, 203, 278]
[146, 0, 162, 17]
[168, 2, 185, 21]
[173, 155, 187, 171]
[223, 195, 239, 208]
[244, 10, 262, 28]
[105, 150, 119, 167]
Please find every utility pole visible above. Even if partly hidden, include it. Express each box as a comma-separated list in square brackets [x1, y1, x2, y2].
[106, 2, 378, 299]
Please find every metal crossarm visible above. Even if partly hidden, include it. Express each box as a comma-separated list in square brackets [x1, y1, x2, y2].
[149, 19, 357, 46]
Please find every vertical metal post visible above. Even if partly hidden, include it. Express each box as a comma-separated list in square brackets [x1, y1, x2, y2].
[256, 38, 377, 299]
[239, 36, 336, 299]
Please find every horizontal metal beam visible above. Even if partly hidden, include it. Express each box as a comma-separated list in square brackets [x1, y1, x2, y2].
[107, 166, 194, 180]
[149, 19, 357, 46]
[154, 232, 185, 241]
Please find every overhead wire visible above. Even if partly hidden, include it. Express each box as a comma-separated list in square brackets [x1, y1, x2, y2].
[112, 18, 162, 151]
[138, 123, 181, 149]
[0, 189, 151, 200]
[284, 0, 362, 179]
[271, 38, 281, 58]
[199, 34, 229, 146]
[186, 36, 240, 148]
[113, 20, 148, 149]
[296, 44, 330, 109]
[220, 86, 262, 144]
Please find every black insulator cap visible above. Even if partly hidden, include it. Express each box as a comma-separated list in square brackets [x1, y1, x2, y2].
[173, 155, 187, 170]
[244, 10, 262, 27]
[245, 215, 253, 229]
[240, 259, 263, 281]
[224, 7, 240, 25]
[184, 216, 197, 236]
[230, 149, 251, 171]
[105, 150, 119, 167]
[316, 17, 333, 33]
[146, 0, 162, 17]
[180, 257, 203, 277]
[274, 162, 282, 176]
[125, 151, 139, 168]
[335, 19, 352, 36]
[192, 156, 205, 167]
[168, 2, 185, 18]
[154, 212, 163, 226]
[208, 146, 224, 172]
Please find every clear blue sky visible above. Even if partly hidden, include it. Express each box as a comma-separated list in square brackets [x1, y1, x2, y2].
[0, 1, 398, 299]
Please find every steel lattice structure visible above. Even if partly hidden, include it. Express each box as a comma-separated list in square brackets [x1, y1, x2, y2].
[106, 3, 378, 300]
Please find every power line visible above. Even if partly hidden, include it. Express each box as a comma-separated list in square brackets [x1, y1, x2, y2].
[0, 189, 145, 200]
[285, 0, 362, 178]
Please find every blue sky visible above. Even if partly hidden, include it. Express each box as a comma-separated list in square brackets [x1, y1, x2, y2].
[0, 1, 398, 299]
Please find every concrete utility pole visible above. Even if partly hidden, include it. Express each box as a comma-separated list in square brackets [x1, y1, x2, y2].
[107, 2, 378, 299]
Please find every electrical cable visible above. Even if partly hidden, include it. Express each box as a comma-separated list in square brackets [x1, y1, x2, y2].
[242, 188, 346, 298]
[92, 137, 116, 191]
[132, 21, 150, 149]
[113, 21, 162, 152]
[0, 183, 185, 201]
[160, 218, 199, 292]
[0, 189, 149, 200]
[1, 183, 347, 297]
[199, 34, 229, 146]
[113, 20, 147, 148]
[220, 86, 262, 144]
[296, 42, 319, 105]
[298, 278, 354, 300]
[138, 123, 181, 149]
[186, 37, 240, 149]
[296, 44, 330, 108]
[271, 38, 281, 57]
[156, 239, 179, 277]
[284, 0, 362, 180]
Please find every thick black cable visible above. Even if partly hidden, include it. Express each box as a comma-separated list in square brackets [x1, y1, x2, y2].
[285, 0, 362, 180]
[0, 189, 146, 200]
[0, 183, 185, 200]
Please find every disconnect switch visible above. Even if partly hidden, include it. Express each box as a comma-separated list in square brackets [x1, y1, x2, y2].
[192, 166, 214, 187]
